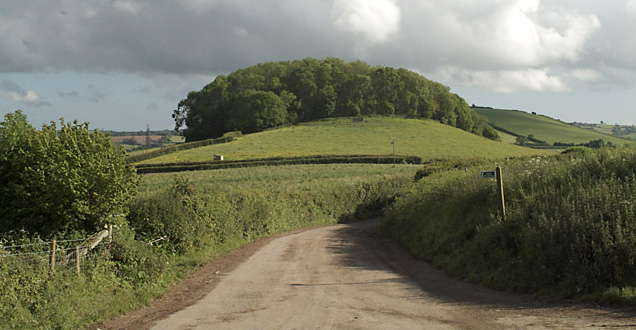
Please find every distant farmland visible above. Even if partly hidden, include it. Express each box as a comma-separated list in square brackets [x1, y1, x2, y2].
[111, 135, 163, 144]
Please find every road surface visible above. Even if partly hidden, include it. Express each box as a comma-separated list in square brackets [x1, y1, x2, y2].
[100, 219, 635, 330]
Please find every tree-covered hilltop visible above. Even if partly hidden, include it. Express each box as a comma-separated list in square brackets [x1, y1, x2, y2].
[173, 58, 498, 142]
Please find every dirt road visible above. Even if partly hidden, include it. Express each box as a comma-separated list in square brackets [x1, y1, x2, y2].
[100, 219, 635, 330]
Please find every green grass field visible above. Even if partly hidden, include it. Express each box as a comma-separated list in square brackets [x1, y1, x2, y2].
[474, 108, 631, 146]
[138, 117, 546, 165]
[139, 163, 421, 195]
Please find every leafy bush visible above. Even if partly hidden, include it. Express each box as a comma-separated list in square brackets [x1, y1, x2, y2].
[109, 224, 167, 285]
[127, 177, 219, 254]
[0, 111, 138, 237]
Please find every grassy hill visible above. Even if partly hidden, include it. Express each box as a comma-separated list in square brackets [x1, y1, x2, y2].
[137, 117, 545, 165]
[572, 123, 636, 141]
[474, 107, 631, 146]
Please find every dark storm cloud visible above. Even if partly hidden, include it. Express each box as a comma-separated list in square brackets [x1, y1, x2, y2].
[0, 0, 349, 75]
[1, 0, 634, 93]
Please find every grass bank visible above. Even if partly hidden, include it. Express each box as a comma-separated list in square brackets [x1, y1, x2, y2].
[382, 148, 636, 304]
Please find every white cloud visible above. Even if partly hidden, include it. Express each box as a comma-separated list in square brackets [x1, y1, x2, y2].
[429, 66, 570, 93]
[332, 0, 401, 45]
[571, 69, 602, 82]
[113, 0, 140, 15]
[628, 0, 636, 15]
[402, 0, 601, 69]
[0, 79, 51, 107]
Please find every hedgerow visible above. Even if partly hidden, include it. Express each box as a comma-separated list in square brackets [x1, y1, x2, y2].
[134, 154, 423, 174]
[126, 135, 235, 164]
[382, 148, 636, 303]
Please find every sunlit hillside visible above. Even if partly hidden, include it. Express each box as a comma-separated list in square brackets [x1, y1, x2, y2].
[138, 117, 546, 165]
[474, 107, 631, 146]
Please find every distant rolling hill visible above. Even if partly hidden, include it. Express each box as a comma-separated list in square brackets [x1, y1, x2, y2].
[473, 107, 631, 147]
[136, 117, 545, 165]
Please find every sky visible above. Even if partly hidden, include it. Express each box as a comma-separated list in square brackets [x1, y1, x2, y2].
[1, 0, 635, 131]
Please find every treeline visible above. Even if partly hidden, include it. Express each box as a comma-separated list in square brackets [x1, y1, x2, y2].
[173, 58, 498, 142]
[553, 139, 614, 149]
[106, 129, 174, 137]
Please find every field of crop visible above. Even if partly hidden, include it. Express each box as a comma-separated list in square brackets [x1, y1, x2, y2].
[137, 117, 546, 165]
[139, 163, 420, 195]
[475, 108, 631, 146]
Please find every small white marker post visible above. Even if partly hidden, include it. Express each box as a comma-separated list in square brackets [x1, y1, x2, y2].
[391, 137, 396, 167]
[481, 167, 506, 221]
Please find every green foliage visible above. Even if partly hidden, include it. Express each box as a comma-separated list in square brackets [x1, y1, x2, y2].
[127, 177, 219, 254]
[173, 58, 497, 141]
[0, 242, 141, 330]
[121, 137, 139, 145]
[561, 146, 593, 156]
[228, 90, 287, 134]
[0, 111, 139, 237]
[383, 149, 636, 302]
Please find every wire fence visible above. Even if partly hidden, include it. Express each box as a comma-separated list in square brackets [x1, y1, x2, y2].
[0, 225, 113, 275]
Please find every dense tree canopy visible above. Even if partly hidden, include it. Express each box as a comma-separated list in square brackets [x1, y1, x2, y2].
[0, 111, 138, 237]
[173, 58, 498, 142]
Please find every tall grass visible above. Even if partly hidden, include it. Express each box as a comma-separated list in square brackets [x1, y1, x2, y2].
[382, 148, 636, 303]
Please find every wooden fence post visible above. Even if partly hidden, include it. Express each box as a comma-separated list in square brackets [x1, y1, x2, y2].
[75, 246, 80, 275]
[496, 166, 506, 221]
[108, 224, 113, 250]
[50, 239, 56, 274]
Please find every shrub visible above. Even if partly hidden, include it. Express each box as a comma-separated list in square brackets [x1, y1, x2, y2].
[0, 111, 138, 237]
[127, 177, 218, 254]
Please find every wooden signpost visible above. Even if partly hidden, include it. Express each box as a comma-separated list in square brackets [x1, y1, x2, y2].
[481, 166, 506, 221]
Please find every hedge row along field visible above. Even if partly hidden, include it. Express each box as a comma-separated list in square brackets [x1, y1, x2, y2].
[125, 135, 235, 164]
[135, 154, 423, 174]
[1, 164, 417, 330]
[382, 148, 636, 304]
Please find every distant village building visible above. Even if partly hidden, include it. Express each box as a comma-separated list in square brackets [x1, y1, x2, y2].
[214, 155, 224, 161]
